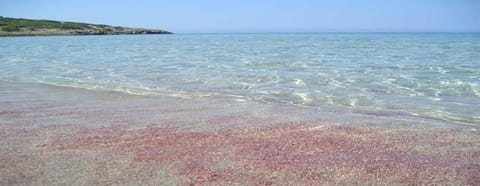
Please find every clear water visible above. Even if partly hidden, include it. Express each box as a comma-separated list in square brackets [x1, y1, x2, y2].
[1, 33, 479, 125]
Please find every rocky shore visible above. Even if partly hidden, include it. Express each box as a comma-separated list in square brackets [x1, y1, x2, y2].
[0, 17, 172, 36]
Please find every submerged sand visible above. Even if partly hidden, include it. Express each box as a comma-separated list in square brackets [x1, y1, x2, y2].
[0, 81, 479, 185]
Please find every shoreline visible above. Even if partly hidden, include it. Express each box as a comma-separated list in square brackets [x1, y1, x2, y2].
[0, 79, 476, 129]
[1, 80, 479, 184]
[0, 17, 173, 37]
[0, 31, 173, 37]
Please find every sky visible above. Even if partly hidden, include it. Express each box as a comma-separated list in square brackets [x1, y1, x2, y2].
[1, 0, 479, 33]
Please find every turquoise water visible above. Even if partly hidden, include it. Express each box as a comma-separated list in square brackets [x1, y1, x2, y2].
[1, 33, 479, 125]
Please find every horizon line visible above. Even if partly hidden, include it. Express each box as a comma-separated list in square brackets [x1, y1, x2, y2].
[174, 31, 480, 34]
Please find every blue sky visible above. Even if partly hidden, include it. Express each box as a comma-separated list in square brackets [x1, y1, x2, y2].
[1, 0, 479, 33]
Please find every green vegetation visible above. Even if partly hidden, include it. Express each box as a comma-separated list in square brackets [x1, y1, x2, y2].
[0, 16, 104, 32]
[0, 16, 171, 36]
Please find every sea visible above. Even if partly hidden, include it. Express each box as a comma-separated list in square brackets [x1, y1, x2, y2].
[1, 33, 479, 126]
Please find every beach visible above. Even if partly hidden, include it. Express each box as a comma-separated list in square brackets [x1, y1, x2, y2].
[1, 33, 480, 184]
[1, 81, 479, 185]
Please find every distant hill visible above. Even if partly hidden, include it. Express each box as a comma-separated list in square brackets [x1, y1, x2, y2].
[0, 16, 172, 36]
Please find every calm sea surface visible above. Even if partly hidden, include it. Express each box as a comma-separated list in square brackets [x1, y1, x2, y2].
[1, 33, 479, 125]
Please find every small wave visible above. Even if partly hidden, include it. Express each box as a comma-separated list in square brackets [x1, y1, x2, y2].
[293, 79, 306, 86]
[0, 77, 212, 99]
[438, 80, 479, 97]
[248, 61, 323, 69]
[292, 92, 311, 103]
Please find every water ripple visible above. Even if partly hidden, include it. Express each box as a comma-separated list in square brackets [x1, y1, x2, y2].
[0, 33, 479, 125]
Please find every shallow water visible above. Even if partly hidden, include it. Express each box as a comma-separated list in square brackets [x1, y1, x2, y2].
[0, 33, 479, 125]
[1, 81, 479, 185]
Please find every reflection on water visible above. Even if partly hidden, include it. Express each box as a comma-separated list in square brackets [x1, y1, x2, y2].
[0, 33, 479, 125]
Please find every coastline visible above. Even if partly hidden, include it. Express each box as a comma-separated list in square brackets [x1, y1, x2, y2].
[0, 17, 173, 36]
[0, 29, 172, 37]
[1, 80, 479, 184]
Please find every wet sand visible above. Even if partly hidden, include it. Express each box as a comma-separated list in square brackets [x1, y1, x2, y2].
[1, 81, 479, 185]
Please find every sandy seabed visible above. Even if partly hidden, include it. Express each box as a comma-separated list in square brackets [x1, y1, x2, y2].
[1, 81, 479, 185]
